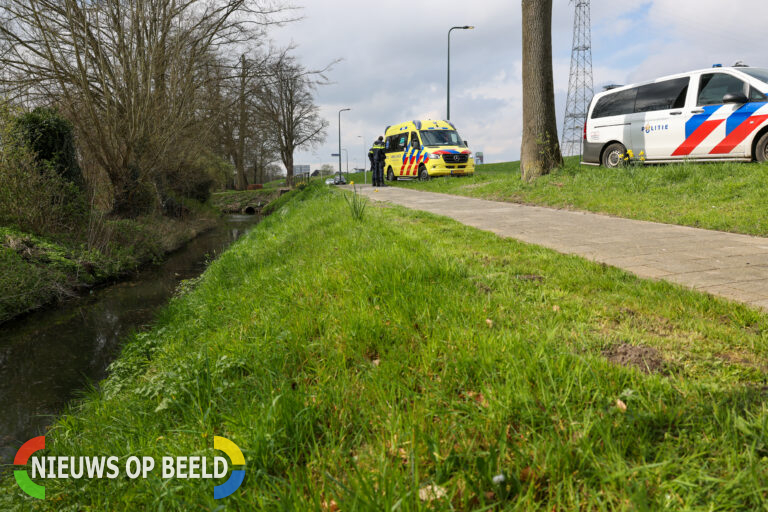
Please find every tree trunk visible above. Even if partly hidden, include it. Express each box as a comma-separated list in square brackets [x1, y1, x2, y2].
[520, 0, 563, 181]
[235, 54, 249, 190]
[284, 151, 294, 187]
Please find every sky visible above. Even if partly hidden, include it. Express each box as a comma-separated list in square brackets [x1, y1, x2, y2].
[269, 0, 768, 172]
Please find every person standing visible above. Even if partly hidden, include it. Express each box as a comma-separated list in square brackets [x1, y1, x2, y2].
[368, 144, 375, 177]
[372, 136, 386, 187]
[369, 138, 381, 186]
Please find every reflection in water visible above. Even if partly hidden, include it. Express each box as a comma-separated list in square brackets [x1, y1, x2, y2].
[0, 215, 260, 465]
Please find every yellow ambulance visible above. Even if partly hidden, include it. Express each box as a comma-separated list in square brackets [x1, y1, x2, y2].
[383, 119, 475, 181]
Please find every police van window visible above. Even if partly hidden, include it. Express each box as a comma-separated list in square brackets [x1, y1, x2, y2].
[740, 68, 768, 85]
[396, 134, 407, 151]
[697, 73, 747, 106]
[591, 88, 638, 118]
[749, 86, 767, 102]
[634, 78, 689, 113]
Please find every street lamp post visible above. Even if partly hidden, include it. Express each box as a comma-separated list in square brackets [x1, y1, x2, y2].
[447, 25, 474, 120]
[357, 135, 366, 184]
[341, 148, 349, 177]
[338, 108, 351, 182]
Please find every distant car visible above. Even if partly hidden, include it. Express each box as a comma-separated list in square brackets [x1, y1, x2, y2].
[325, 175, 347, 185]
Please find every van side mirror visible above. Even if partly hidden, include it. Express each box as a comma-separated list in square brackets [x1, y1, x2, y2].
[464, 140, 469, 147]
[723, 92, 748, 104]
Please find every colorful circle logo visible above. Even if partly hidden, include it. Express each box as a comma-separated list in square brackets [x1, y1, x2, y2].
[14, 436, 46, 499]
[213, 436, 245, 500]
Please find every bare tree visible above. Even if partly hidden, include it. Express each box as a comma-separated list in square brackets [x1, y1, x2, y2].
[0, 0, 294, 213]
[249, 128, 281, 184]
[256, 54, 328, 187]
[218, 52, 280, 189]
[520, 0, 563, 181]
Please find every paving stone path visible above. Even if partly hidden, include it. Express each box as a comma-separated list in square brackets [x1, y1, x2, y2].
[347, 184, 768, 310]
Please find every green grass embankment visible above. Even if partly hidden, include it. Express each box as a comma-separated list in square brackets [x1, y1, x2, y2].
[0, 212, 217, 324]
[6, 182, 768, 510]
[359, 159, 768, 237]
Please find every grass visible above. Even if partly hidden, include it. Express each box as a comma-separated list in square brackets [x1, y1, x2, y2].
[4, 181, 768, 510]
[0, 213, 217, 324]
[348, 158, 768, 237]
[0, 226, 83, 322]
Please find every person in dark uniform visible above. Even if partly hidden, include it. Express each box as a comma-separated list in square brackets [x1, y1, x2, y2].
[372, 136, 386, 187]
[368, 145, 375, 178]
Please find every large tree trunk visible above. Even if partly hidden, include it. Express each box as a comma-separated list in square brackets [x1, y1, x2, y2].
[520, 0, 563, 181]
[283, 150, 294, 187]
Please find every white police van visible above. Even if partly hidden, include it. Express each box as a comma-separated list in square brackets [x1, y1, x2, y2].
[583, 66, 768, 167]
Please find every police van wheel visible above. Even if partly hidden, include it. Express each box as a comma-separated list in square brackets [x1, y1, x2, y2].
[387, 168, 395, 181]
[756, 132, 768, 163]
[602, 143, 627, 169]
[418, 165, 430, 181]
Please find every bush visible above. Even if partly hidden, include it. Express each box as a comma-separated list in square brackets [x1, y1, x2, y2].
[13, 107, 83, 187]
[195, 151, 233, 193]
[156, 156, 217, 214]
[0, 106, 87, 236]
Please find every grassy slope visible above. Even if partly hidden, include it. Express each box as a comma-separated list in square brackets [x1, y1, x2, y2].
[0, 226, 82, 322]
[0, 213, 216, 324]
[354, 159, 768, 237]
[5, 183, 768, 510]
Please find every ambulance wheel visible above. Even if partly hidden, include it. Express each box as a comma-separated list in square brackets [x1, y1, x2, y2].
[387, 168, 395, 181]
[418, 165, 430, 181]
[601, 143, 627, 169]
[756, 132, 768, 163]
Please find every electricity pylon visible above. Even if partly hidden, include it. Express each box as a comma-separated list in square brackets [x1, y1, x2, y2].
[562, 0, 594, 157]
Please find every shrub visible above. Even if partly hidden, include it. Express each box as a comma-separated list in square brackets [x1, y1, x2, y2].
[0, 106, 87, 236]
[158, 156, 216, 212]
[196, 152, 233, 193]
[13, 107, 83, 187]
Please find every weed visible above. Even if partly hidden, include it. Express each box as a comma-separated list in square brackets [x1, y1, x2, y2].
[343, 184, 368, 221]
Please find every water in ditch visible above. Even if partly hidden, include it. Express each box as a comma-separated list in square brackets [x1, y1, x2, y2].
[0, 214, 260, 465]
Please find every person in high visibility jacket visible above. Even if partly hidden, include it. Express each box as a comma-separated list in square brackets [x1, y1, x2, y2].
[371, 136, 386, 187]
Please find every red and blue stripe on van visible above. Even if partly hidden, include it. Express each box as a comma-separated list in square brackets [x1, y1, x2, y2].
[672, 102, 768, 156]
[399, 148, 471, 176]
[712, 102, 768, 154]
[400, 145, 429, 175]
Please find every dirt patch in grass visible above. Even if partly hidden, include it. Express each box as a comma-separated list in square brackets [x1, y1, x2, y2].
[603, 343, 667, 375]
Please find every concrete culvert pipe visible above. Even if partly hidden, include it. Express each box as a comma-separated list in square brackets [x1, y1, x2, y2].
[244, 206, 256, 215]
